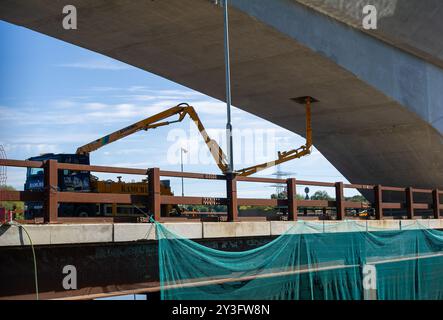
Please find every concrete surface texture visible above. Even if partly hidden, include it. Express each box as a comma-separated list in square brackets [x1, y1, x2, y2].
[0, 0, 442, 190]
[295, 0, 443, 68]
[1, 219, 443, 247]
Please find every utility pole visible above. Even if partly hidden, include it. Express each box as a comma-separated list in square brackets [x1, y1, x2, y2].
[223, 0, 234, 173]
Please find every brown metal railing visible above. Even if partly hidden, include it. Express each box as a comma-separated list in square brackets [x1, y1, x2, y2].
[0, 159, 441, 223]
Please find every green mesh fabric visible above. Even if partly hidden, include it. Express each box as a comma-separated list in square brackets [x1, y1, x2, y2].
[155, 221, 443, 300]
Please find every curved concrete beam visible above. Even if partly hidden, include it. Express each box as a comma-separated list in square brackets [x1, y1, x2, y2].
[0, 0, 442, 190]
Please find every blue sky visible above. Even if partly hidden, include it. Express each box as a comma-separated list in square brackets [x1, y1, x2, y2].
[0, 20, 358, 198]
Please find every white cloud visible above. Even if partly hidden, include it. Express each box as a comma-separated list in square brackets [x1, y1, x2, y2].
[2, 143, 60, 158]
[104, 161, 151, 168]
[90, 86, 123, 92]
[2, 132, 100, 145]
[100, 148, 153, 156]
[192, 101, 227, 115]
[56, 59, 130, 70]
[52, 100, 76, 108]
[84, 102, 108, 110]
[127, 86, 149, 92]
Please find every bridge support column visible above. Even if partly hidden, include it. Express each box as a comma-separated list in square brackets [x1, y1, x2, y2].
[287, 178, 297, 221]
[226, 173, 238, 222]
[44, 159, 58, 223]
[148, 168, 161, 221]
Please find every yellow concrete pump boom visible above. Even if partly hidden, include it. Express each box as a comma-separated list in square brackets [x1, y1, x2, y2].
[76, 103, 230, 174]
[76, 98, 313, 177]
[235, 96, 313, 176]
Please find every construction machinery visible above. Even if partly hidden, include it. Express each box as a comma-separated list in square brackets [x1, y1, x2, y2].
[76, 99, 312, 177]
[76, 103, 229, 174]
[24, 99, 313, 219]
[235, 96, 313, 176]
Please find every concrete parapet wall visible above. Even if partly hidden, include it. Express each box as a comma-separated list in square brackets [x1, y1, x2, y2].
[203, 221, 271, 238]
[1, 219, 443, 247]
[113, 223, 156, 242]
[162, 222, 203, 239]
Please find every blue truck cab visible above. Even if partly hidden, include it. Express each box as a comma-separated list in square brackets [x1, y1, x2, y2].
[24, 153, 96, 219]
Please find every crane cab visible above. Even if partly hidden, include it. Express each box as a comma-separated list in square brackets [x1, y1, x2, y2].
[24, 153, 93, 219]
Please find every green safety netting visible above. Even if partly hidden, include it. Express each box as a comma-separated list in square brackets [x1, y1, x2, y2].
[154, 220, 443, 300]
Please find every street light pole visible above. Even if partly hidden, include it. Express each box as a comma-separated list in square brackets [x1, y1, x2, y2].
[223, 0, 234, 173]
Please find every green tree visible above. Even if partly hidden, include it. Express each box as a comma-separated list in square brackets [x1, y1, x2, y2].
[295, 194, 304, 200]
[271, 191, 287, 199]
[310, 190, 333, 201]
[0, 185, 25, 220]
[345, 194, 368, 203]
[271, 191, 304, 200]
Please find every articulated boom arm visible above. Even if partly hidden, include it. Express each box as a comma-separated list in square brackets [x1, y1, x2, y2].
[235, 97, 313, 176]
[76, 98, 312, 177]
[76, 103, 230, 173]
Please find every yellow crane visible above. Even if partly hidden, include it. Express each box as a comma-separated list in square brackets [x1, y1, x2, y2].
[76, 102, 230, 217]
[76, 103, 230, 174]
[76, 99, 313, 177]
[74, 100, 313, 218]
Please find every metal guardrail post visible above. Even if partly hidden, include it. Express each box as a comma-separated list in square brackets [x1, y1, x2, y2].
[287, 178, 297, 221]
[405, 187, 414, 219]
[374, 185, 383, 220]
[335, 182, 345, 220]
[226, 173, 238, 221]
[148, 168, 161, 221]
[432, 189, 440, 219]
[43, 159, 58, 223]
